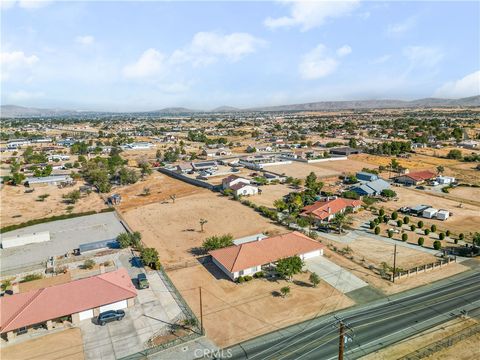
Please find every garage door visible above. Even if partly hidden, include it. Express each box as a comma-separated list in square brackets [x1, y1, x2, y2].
[79, 309, 94, 321]
[99, 300, 127, 313]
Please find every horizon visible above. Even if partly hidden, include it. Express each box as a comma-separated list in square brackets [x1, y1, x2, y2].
[1, 1, 479, 111]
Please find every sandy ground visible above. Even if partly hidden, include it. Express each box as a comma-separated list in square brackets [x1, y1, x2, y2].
[448, 186, 480, 202]
[362, 317, 479, 360]
[168, 263, 354, 347]
[113, 172, 203, 212]
[346, 237, 437, 269]
[249, 184, 297, 208]
[317, 156, 378, 174]
[381, 186, 480, 236]
[18, 273, 72, 293]
[1, 328, 84, 360]
[0, 182, 106, 228]
[320, 248, 469, 295]
[268, 162, 341, 179]
[121, 190, 286, 266]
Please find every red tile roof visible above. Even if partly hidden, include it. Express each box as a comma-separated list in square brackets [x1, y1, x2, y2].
[209, 231, 323, 273]
[0, 268, 136, 333]
[401, 170, 436, 181]
[301, 197, 361, 220]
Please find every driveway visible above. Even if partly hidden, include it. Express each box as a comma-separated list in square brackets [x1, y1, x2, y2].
[304, 256, 368, 294]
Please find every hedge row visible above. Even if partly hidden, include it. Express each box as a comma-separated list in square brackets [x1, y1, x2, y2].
[1, 207, 115, 234]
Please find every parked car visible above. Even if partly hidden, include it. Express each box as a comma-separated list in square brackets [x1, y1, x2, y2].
[97, 310, 125, 325]
[137, 273, 149, 289]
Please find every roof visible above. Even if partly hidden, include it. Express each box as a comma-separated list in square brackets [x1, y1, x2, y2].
[26, 175, 72, 184]
[230, 182, 255, 191]
[365, 179, 390, 193]
[222, 174, 240, 183]
[209, 231, 323, 273]
[399, 170, 436, 182]
[0, 268, 136, 333]
[301, 197, 362, 220]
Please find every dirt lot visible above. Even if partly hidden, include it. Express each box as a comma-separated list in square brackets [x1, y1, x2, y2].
[121, 190, 286, 266]
[449, 186, 480, 202]
[269, 162, 341, 179]
[0, 182, 106, 228]
[1, 328, 84, 360]
[381, 186, 480, 236]
[249, 184, 297, 208]
[112, 172, 203, 212]
[168, 263, 354, 347]
[362, 317, 479, 360]
[317, 156, 378, 174]
[320, 247, 469, 295]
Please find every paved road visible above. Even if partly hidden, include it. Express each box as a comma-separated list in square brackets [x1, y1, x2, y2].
[223, 270, 480, 360]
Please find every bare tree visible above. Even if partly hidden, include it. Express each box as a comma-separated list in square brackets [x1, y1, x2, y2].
[199, 218, 208, 232]
[170, 194, 177, 203]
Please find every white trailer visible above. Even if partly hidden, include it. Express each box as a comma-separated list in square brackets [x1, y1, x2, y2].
[436, 209, 450, 221]
[422, 207, 438, 219]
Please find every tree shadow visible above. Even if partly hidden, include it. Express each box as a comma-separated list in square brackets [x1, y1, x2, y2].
[271, 290, 282, 297]
[189, 247, 206, 256]
[293, 280, 313, 288]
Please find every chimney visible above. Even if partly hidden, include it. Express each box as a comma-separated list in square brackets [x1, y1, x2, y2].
[328, 207, 331, 214]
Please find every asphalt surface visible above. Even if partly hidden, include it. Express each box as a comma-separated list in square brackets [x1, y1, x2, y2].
[223, 270, 480, 360]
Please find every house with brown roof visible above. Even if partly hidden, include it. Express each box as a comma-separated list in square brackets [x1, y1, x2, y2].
[222, 175, 258, 196]
[0, 268, 136, 341]
[300, 197, 362, 224]
[393, 170, 436, 186]
[209, 232, 323, 280]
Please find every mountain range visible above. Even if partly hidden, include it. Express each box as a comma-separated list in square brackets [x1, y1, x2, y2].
[1, 96, 479, 118]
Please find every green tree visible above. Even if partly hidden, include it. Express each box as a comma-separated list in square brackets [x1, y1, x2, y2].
[388, 230, 394, 238]
[436, 165, 445, 175]
[459, 233, 465, 240]
[424, 229, 431, 235]
[138, 160, 153, 178]
[418, 221, 424, 228]
[439, 232, 445, 240]
[430, 224, 437, 233]
[280, 286, 291, 298]
[309, 272, 320, 288]
[403, 216, 410, 224]
[141, 247, 160, 268]
[418, 237, 425, 246]
[391, 211, 398, 220]
[331, 212, 353, 234]
[446, 149, 462, 160]
[402, 233, 408, 242]
[433, 241, 442, 250]
[374, 226, 381, 235]
[63, 190, 81, 204]
[117, 233, 131, 248]
[202, 234, 234, 251]
[397, 220, 403, 227]
[273, 199, 287, 212]
[276, 256, 304, 280]
[369, 221, 375, 230]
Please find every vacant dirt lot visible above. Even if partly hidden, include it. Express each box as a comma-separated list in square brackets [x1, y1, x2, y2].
[168, 263, 354, 347]
[269, 162, 341, 179]
[318, 156, 378, 174]
[121, 190, 286, 265]
[1, 182, 106, 228]
[249, 184, 297, 208]
[113, 172, 203, 211]
[381, 186, 480, 236]
[1, 328, 84, 360]
[449, 186, 480, 202]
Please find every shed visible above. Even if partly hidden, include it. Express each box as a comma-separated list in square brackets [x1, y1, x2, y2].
[422, 208, 438, 219]
[436, 209, 450, 221]
[356, 172, 378, 182]
[1, 231, 50, 249]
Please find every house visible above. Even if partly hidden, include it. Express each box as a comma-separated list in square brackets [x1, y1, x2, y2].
[300, 197, 362, 223]
[356, 172, 379, 182]
[393, 170, 436, 186]
[422, 207, 438, 219]
[209, 232, 323, 280]
[191, 161, 218, 172]
[458, 140, 479, 149]
[48, 154, 70, 162]
[351, 179, 390, 196]
[176, 163, 193, 173]
[25, 175, 74, 187]
[7, 139, 31, 149]
[222, 175, 250, 189]
[329, 147, 360, 156]
[203, 147, 232, 158]
[436, 176, 455, 185]
[230, 182, 259, 196]
[0, 268, 136, 341]
[123, 142, 153, 150]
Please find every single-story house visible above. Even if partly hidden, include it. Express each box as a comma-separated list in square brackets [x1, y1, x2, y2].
[176, 163, 193, 173]
[0, 268, 136, 341]
[393, 170, 436, 186]
[25, 175, 74, 187]
[209, 232, 323, 280]
[436, 176, 456, 185]
[122, 142, 153, 150]
[191, 161, 218, 172]
[203, 147, 232, 158]
[229, 182, 259, 196]
[300, 197, 362, 223]
[329, 147, 360, 156]
[222, 175, 250, 190]
[351, 178, 390, 196]
[356, 172, 379, 182]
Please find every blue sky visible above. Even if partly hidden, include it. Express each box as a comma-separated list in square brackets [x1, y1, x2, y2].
[1, 0, 479, 111]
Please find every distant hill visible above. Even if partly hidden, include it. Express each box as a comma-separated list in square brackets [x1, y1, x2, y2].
[1, 96, 479, 117]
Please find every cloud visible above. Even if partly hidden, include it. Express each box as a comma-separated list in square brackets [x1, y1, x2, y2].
[299, 44, 338, 80]
[6, 90, 45, 102]
[75, 35, 95, 45]
[336, 45, 352, 57]
[1, 0, 52, 10]
[434, 71, 480, 98]
[403, 46, 444, 68]
[387, 16, 416, 35]
[1, 50, 39, 81]
[171, 31, 266, 66]
[265, 0, 360, 31]
[122, 48, 167, 79]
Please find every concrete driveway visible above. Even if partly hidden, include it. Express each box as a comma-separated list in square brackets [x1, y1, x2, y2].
[304, 256, 368, 294]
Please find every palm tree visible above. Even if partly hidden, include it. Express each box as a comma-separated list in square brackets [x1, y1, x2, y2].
[199, 218, 208, 232]
[436, 165, 445, 175]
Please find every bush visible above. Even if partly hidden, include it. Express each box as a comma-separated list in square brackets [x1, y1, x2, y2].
[374, 226, 381, 235]
[418, 221, 424, 228]
[381, 189, 397, 198]
[342, 190, 360, 200]
[388, 230, 394, 238]
[253, 271, 265, 278]
[402, 233, 408, 242]
[424, 229, 430, 235]
[454, 238, 458, 244]
[379, 208, 385, 216]
[410, 225, 416, 232]
[237, 276, 245, 283]
[433, 240, 442, 250]
[369, 221, 375, 230]
[403, 216, 410, 224]
[446, 230, 451, 237]
[391, 211, 398, 220]
[82, 259, 95, 269]
[244, 275, 253, 282]
[459, 233, 465, 240]
[383, 215, 389, 223]
[431, 224, 437, 233]
[439, 232, 445, 240]
[20, 273, 43, 283]
[418, 237, 425, 246]
[397, 220, 403, 227]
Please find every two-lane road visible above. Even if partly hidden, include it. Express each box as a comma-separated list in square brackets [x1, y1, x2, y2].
[224, 271, 480, 360]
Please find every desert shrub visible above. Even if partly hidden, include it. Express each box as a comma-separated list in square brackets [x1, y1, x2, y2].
[20, 273, 43, 283]
[254, 271, 265, 278]
[83, 259, 96, 270]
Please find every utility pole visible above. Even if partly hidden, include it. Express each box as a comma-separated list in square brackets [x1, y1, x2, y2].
[338, 321, 345, 360]
[199, 287, 204, 335]
[392, 244, 397, 283]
